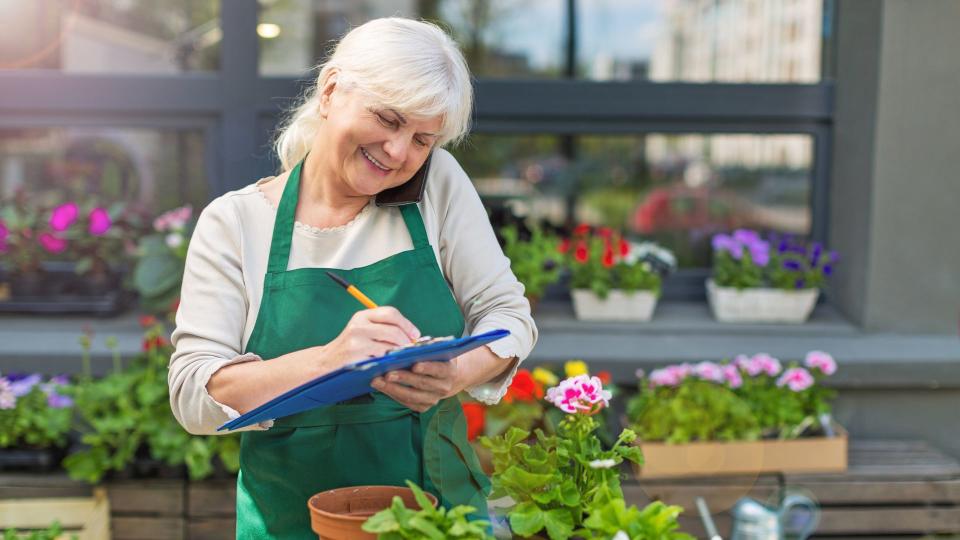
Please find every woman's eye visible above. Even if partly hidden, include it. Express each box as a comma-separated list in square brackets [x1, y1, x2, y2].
[376, 114, 398, 128]
[414, 137, 428, 147]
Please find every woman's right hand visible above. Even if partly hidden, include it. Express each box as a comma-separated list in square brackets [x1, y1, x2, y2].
[321, 307, 421, 369]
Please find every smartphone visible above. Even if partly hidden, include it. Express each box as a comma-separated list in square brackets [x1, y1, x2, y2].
[375, 152, 432, 207]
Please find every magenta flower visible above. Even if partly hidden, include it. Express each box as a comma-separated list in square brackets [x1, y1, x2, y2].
[49, 202, 79, 231]
[546, 375, 612, 414]
[38, 232, 68, 253]
[777, 367, 815, 392]
[0, 219, 8, 253]
[154, 204, 193, 232]
[722, 364, 743, 388]
[88, 207, 112, 235]
[804, 350, 837, 375]
[695, 361, 724, 383]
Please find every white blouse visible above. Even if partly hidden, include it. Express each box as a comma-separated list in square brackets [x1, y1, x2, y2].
[168, 149, 538, 435]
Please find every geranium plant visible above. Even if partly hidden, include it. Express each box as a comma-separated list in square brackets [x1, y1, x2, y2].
[712, 229, 839, 291]
[361, 480, 493, 539]
[132, 205, 193, 313]
[480, 375, 646, 539]
[500, 224, 563, 306]
[561, 224, 674, 299]
[0, 373, 73, 450]
[627, 351, 838, 443]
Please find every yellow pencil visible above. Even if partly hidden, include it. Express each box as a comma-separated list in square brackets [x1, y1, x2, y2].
[325, 271, 378, 309]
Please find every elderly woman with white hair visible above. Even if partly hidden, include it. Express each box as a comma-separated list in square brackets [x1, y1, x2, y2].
[167, 17, 537, 537]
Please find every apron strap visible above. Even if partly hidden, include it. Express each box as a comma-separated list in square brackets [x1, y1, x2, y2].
[399, 204, 430, 249]
[266, 159, 303, 274]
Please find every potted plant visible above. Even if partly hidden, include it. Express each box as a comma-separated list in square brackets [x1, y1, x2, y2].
[132, 205, 193, 313]
[307, 482, 438, 540]
[0, 372, 73, 471]
[0, 193, 47, 298]
[358, 480, 493, 539]
[480, 375, 687, 539]
[625, 352, 846, 478]
[500, 224, 563, 312]
[708, 229, 839, 323]
[561, 225, 674, 321]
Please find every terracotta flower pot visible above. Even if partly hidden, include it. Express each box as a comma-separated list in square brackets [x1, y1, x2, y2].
[308, 485, 438, 540]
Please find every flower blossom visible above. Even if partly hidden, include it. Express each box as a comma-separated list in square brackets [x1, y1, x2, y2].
[588, 459, 617, 469]
[0, 377, 15, 409]
[722, 364, 743, 388]
[546, 375, 611, 414]
[153, 205, 193, 232]
[648, 364, 692, 388]
[804, 350, 837, 375]
[532, 367, 558, 387]
[38, 232, 67, 253]
[8, 374, 41, 397]
[745, 353, 782, 377]
[88, 207, 112, 236]
[564, 360, 588, 377]
[777, 367, 815, 392]
[49, 202, 78, 231]
[695, 361, 724, 383]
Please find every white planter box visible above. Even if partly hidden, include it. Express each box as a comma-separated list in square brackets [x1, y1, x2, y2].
[706, 279, 819, 323]
[571, 289, 658, 321]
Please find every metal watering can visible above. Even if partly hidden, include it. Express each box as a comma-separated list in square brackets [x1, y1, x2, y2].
[729, 494, 820, 540]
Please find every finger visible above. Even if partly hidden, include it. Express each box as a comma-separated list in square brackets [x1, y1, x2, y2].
[375, 381, 431, 412]
[385, 369, 450, 394]
[365, 306, 420, 341]
[376, 380, 438, 411]
[410, 361, 451, 378]
[359, 321, 412, 348]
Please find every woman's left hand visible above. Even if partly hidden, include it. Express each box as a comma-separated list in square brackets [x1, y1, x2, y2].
[371, 359, 465, 412]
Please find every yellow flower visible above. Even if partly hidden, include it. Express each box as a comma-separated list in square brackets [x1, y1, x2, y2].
[564, 360, 589, 378]
[532, 367, 559, 387]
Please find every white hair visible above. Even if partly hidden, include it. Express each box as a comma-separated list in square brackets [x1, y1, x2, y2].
[273, 17, 473, 172]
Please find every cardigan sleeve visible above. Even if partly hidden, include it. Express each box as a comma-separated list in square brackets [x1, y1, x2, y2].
[426, 150, 539, 404]
[168, 196, 273, 435]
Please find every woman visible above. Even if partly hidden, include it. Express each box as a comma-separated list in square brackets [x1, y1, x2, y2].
[168, 17, 537, 538]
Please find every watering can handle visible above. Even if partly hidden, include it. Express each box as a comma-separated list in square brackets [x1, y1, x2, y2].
[779, 494, 820, 540]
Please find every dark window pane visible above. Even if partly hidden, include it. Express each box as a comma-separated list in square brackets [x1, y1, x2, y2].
[0, 127, 209, 214]
[451, 133, 813, 268]
[0, 1, 220, 73]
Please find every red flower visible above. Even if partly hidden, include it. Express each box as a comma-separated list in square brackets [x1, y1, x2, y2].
[574, 242, 589, 264]
[597, 227, 613, 238]
[505, 369, 544, 403]
[619, 238, 630, 257]
[461, 402, 486, 441]
[573, 223, 591, 236]
[142, 336, 168, 351]
[169, 296, 181, 314]
[601, 246, 615, 268]
[597, 371, 612, 385]
[139, 315, 158, 328]
[557, 238, 571, 254]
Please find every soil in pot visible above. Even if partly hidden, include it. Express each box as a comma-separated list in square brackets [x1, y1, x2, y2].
[308, 484, 437, 540]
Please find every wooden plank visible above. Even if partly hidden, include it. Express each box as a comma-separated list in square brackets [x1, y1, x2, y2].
[624, 481, 780, 515]
[186, 480, 235, 518]
[789, 478, 960, 504]
[186, 517, 235, 540]
[111, 516, 185, 540]
[816, 507, 960, 534]
[0, 487, 110, 540]
[107, 479, 185, 516]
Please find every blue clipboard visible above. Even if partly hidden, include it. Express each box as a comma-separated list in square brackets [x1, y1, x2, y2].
[217, 329, 510, 432]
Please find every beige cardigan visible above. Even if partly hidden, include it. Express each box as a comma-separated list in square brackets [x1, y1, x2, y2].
[168, 149, 538, 435]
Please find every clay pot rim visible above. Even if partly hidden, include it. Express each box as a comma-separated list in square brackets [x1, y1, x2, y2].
[307, 484, 438, 523]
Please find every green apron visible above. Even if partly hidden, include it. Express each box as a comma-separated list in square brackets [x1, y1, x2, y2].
[235, 160, 490, 538]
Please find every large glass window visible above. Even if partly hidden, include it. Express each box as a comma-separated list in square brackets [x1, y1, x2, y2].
[258, 0, 823, 82]
[0, 127, 209, 214]
[0, 1, 220, 73]
[450, 132, 813, 267]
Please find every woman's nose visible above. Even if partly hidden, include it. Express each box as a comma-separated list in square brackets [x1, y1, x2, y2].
[382, 135, 410, 164]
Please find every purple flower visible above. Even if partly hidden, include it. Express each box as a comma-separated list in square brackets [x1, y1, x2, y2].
[47, 393, 74, 408]
[9, 374, 41, 397]
[0, 220, 8, 254]
[732, 229, 762, 245]
[749, 244, 770, 266]
[777, 367, 815, 392]
[49, 203, 79, 232]
[88, 208, 112, 236]
[794, 278, 806, 289]
[777, 240, 789, 254]
[782, 260, 802, 271]
[822, 264, 833, 276]
[0, 378, 15, 409]
[809, 242, 823, 262]
[829, 250, 840, 263]
[712, 234, 743, 259]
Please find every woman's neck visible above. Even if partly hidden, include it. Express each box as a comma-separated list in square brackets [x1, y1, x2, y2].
[297, 151, 370, 229]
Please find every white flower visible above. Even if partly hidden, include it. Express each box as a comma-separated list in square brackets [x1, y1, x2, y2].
[613, 531, 630, 540]
[165, 233, 184, 249]
[588, 459, 617, 469]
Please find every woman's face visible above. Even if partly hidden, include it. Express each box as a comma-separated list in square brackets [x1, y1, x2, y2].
[317, 82, 443, 198]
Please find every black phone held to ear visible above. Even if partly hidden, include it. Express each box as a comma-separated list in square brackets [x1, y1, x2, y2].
[375, 152, 432, 207]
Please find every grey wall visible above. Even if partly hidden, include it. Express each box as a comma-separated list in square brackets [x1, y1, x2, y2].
[830, 0, 960, 333]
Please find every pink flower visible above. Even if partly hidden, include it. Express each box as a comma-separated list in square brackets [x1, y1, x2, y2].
[0, 220, 8, 253]
[733, 354, 751, 370]
[695, 361, 724, 383]
[38, 233, 68, 253]
[0, 378, 15, 410]
[545, 375, 612, 414]
[777, 367, 815, 392]
[49, 202, 78, 231]
[154, 205, 193, 232]
[722, 364, 743, 388]
[804, 351, 837, 375]
[747, 353, 782, 377]
[88, 207, 112, 235]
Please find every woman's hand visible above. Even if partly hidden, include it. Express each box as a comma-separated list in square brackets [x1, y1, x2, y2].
[322, 307, 421, 370]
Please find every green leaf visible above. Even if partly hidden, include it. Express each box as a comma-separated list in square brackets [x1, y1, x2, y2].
[542, 508, 575, 540]
[509, 501, 546, 537]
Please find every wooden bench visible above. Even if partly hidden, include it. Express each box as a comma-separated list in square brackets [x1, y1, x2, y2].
[623, 439, 960, 538]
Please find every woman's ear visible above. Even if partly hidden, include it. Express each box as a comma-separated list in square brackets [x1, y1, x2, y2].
[317, 70, 339, 119]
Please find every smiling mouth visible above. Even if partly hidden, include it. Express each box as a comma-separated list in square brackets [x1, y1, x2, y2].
[360, 147, 391, 172]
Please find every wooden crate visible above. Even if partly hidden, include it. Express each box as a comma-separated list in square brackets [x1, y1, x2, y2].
[0, 486, 110, 540]
[624, 439, 960, 538]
